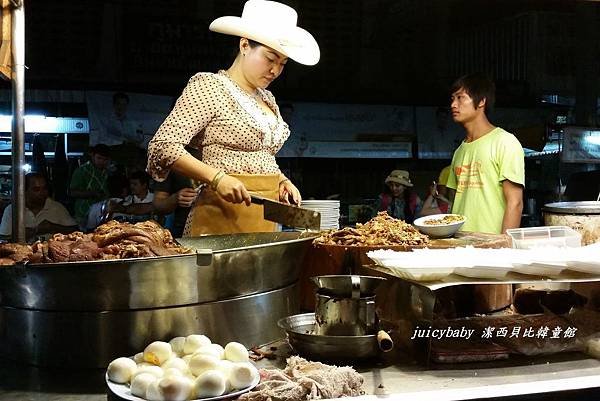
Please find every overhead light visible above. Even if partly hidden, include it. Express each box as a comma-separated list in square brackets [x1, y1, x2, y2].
[22, 163, 31, 173]
[584, 134, 600, 146]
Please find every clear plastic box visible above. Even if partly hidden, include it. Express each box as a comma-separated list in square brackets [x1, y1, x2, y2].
[506, 226, 581, 249]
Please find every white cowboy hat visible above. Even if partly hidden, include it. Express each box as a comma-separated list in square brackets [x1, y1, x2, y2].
[209, 0, 320, 66]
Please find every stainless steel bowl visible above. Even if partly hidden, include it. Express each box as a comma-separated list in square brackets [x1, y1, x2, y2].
[278, 313, 390, 361]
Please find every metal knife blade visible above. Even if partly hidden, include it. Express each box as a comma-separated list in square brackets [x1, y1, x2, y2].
[250, 194, 321, 230]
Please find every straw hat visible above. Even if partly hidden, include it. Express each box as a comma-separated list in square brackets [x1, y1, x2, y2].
[209, 0, 320, 66]
[385, 170, 413, 187]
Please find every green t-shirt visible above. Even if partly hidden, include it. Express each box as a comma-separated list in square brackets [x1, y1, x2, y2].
[446, 127, 524, 234]
[69, 161, 109, 221]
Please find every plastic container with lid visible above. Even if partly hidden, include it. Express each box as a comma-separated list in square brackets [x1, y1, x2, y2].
[506, 226, 581, 249]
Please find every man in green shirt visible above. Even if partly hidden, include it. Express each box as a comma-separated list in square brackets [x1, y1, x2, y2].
[69, 144, 111, 227]
[446, 73, 524, 234]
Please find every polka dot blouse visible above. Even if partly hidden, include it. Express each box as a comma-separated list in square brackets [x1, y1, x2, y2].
[147, 70, 290, 182]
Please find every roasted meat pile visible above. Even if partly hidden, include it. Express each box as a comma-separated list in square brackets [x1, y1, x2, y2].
[314, 211, 429, 247]
[0, 220, 191, 265]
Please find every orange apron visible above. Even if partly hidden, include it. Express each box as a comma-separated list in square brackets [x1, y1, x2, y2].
[185, 174, 279, 236]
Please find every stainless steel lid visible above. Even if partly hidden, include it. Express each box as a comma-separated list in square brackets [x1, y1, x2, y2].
[543, 201, 600, 214]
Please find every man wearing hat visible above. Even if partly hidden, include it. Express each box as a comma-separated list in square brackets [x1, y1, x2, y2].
[374, 170, 423, 223]
[147, 0, 320, 235]
[70, 144, 111, 226]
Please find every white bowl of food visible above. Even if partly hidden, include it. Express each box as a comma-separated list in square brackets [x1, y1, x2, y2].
[413, 214, 466, 238]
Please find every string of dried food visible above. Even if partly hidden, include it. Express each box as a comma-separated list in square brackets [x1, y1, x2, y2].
[314, 211, 429, 246]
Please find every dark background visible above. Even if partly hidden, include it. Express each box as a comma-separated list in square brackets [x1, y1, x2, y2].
[1, 0, 599, 212]
[5, 0, 598, 113]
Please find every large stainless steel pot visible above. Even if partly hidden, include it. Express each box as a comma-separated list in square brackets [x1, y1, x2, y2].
[543, 201, 600, 245]
[0, 232, 315, 368]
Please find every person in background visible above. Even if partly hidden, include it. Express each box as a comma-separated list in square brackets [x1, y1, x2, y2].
[117, 171, 155, 223]
[446, 73, 524, 234]
[69, 144, 111, 228]
[374, 170, 422, 223]
[90, 92, 143, 147]
[125, 171, 154, 205]
[152, 170, 196, 238]
[146, 0, 319, 236]
[0, 173, 77, 239]
[85, 174, 129, 231]
[419, 164, 451, 216]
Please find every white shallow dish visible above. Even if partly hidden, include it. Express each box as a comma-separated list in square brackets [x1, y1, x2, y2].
[511, 262, 565, 277]
[106, 373, 260, 401]
[387, 266, 455, 281]
[454, 265, 513, 280]
[413, 214, 466, 238]
[566, 260, 600, 275]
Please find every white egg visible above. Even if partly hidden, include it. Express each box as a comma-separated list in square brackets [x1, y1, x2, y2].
[146, 379, 165, 401]
[161, 357, 189, 374]
[183, 334, 211, 355]
[159, 376, 194, 401]
[132, 365, 164, 381]
[137, 362, 154, 368]
[209, 343, 225, 359]
[144, 341, 173, 365]
[131, 372, 156, 398]
[169, 336, 186, 356]
[163, 367, 184, 378]
[224, 342, 249, 362]
[133, 352, 144, 363]
[193, 345, 221, 359]
[188, 354, 220, 376]
[107, 357, 137, 384]
[216, 359, 234, 377]
[229, 362, 259, 390]
[194, 370, 226, 398]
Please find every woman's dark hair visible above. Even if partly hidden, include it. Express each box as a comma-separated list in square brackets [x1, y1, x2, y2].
[231, 38, 262, 59]
[450, 73, 496, 116]
[382, 183, 416, 223]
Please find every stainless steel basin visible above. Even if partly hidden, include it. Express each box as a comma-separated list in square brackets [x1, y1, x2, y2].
[0, 231, 316, 311]
[0, 231, 316, 367]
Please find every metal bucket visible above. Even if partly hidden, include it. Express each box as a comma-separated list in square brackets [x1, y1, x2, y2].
[543, 201, 600, 245]
[314, 293, 376, 336]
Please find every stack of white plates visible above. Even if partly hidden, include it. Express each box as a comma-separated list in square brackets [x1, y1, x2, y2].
[301, 200, 340, 230]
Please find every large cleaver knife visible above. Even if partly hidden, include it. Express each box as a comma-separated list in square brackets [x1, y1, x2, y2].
[250, 194, 321, 230]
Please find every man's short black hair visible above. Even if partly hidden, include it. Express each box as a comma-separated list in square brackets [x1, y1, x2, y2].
[451, 73, 496, 115]
[129, 171, 150, 187]
[90, 143, 111, 157]
[113, 92, 129, 104]
[25, 172, 47, 190]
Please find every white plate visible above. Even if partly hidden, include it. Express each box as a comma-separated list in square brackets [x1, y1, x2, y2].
[454, 266, 512, 280]
[106, 373, 260, 401]
[387, 266, 455, 281]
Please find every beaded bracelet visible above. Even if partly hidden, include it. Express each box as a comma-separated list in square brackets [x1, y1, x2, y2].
[210, 171, 226, 191]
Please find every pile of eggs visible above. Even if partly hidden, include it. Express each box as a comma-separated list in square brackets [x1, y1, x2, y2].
[106, 334, 260, 401]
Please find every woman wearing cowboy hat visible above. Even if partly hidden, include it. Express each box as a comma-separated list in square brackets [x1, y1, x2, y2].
[374, 170, 423, 224]
[146, 0, 319, 235]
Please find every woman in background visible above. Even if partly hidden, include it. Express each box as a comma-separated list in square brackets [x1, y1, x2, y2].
[374, 170, 422, 223]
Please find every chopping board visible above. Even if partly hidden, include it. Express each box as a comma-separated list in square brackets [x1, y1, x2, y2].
[299, 231, 510, 310]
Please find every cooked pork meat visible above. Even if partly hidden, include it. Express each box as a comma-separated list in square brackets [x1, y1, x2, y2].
[0, 220, 192, 266]
[0, 243, 35, 263]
